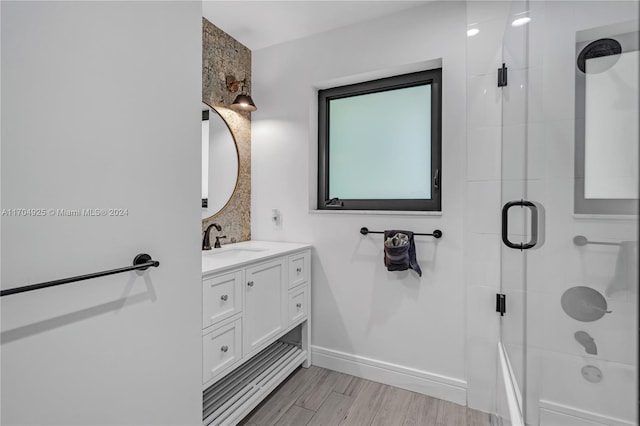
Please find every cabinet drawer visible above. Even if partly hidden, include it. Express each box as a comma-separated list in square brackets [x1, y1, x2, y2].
[288, 285, 308, 325]
[203, 270, 242, 329]
[288, 251, 310, 289]
[203, 319, 242, 384]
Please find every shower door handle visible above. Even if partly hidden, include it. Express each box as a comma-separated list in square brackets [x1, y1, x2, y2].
[502, 200, 538, 250]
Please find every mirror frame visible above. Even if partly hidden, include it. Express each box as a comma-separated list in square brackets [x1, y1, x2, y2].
[202, 100, 241, 220]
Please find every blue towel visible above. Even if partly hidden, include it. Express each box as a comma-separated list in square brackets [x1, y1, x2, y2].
[383, 230, 422, 277]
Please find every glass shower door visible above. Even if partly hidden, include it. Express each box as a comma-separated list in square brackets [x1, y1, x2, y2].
[498, 1, 533, 423]
[499, 1, 639, 425]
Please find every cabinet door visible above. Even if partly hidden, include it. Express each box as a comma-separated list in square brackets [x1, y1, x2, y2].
[244, 258, 287, 355]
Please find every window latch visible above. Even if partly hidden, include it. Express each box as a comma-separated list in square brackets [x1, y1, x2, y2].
[325, 198, 344, 208]
[434, 169, 440, 189]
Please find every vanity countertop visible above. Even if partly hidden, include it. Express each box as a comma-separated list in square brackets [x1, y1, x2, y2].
[202, 240, 311, 275]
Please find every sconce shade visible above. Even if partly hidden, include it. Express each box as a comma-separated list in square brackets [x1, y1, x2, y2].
[231, 94, 257, 111]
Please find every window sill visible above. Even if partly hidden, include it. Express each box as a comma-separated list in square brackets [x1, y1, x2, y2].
[309, 209, 442, 217]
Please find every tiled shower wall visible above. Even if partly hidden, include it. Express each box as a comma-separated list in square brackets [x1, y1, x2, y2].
[464, 1, 510, 414]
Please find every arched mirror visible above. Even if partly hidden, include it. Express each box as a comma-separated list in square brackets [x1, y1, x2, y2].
[202, 102, 239, 219]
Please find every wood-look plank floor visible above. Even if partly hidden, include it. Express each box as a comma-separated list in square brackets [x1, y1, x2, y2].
[238, 366, 492, 426]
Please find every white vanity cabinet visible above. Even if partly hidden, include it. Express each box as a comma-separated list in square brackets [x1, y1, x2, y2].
[201, 242, 311, 426]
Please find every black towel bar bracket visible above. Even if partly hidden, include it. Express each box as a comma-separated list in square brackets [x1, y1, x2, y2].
[0, 253, 160, 297]
[360, 227, 443, 239]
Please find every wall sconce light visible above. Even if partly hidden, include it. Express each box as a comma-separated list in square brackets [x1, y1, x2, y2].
[226, 75, 257, 112]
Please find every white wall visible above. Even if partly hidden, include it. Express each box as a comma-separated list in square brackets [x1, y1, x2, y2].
[252, 1, 468, 403]
[1, 2, 202, 424]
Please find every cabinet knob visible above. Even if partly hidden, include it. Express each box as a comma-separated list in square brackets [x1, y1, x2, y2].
[296, 303, 302, 308]
[220, 345, 229, 353]
[247, 281, 254, 287]
[220, 294, 228, 301]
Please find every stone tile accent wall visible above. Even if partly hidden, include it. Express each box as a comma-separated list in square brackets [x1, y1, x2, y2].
[202, 18, 251, 243]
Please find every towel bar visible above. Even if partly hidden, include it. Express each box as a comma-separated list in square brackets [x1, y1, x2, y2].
[0, 253, 160, 297]
[360, 227, 442, 238]
[573, 235, 621, 246]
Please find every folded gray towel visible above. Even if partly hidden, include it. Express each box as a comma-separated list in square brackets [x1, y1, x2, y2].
[383, 230, 422, 277]
[384, 233, 409, 248]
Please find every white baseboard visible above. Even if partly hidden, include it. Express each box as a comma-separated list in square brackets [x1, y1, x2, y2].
[539, 400, 636, 426]
[311, 345, 467, 405]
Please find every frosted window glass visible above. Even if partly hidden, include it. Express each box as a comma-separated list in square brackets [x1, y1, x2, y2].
[328, 85, 431, 199]
[585, 51, 639, 199]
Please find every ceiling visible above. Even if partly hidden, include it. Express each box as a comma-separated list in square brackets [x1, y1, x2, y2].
[202, 1, 431, 51]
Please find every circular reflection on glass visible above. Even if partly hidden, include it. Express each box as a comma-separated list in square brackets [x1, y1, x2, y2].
[581, 365, 603, 383]
[560, 286, 611, 322]
[511, 16, 531, 27]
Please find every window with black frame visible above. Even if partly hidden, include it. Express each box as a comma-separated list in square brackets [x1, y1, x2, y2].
[317, 68, 442, 211]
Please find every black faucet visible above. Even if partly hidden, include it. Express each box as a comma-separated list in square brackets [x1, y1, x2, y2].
[202, 223, 222, 250]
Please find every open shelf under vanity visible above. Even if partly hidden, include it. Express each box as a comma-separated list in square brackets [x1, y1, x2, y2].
[203, 334, 307, 425]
